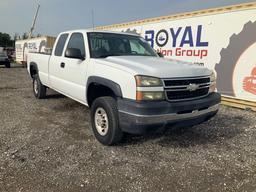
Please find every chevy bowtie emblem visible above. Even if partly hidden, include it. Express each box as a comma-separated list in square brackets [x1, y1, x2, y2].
[187, 83, 199, 91]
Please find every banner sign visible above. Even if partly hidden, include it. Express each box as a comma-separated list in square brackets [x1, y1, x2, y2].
[15, 36, 55, 64]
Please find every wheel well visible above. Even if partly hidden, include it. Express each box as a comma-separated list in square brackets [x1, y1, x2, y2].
[29, 64, 38, 78]
[87, 83, 116, 107]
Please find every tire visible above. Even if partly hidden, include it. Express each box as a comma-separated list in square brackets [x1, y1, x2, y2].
[33, 74, 46, 99]
[215, 21, 256, 97]
[5, 62, 10, 68]
[91, 96, 123, 145]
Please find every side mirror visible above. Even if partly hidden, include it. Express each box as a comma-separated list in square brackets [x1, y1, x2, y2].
[157, 52, 164, 58]
[65, 48, 84, 60]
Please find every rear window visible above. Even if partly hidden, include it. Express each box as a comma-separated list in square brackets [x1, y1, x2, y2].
[54, 34, 68, 56]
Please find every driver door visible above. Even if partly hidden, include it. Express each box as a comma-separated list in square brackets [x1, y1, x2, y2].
[60, 32, 89, 103]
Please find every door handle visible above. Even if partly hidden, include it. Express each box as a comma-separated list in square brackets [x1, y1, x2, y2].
[60, 62, 65, 68]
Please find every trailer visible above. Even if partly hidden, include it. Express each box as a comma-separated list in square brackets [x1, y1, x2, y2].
[96, 2, 256, 110]
[15, 36, 56, 65]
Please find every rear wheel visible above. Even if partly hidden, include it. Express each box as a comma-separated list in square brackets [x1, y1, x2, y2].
[33, 74, 46, 99]
[91, 96, 123, 145]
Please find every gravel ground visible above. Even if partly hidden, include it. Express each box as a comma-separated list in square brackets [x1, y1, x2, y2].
[0, 64, 256, 192]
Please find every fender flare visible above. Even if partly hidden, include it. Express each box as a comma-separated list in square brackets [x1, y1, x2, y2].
[86, 76, 123, 98]
[29, 62, 39, 78]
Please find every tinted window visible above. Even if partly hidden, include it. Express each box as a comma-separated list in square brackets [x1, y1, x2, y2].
[66, 33, 85, 58]
[54, 34, 68, 56]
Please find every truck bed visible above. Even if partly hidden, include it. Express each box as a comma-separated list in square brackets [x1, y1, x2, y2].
[27, 52, 51, 86]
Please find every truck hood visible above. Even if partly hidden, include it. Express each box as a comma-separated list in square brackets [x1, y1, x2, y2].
[94, 56, 211, 78]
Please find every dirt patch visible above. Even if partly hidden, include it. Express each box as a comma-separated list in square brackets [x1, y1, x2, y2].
[0, 67, 256, 192]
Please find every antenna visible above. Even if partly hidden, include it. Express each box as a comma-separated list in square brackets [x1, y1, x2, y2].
[91, 9, 95, 31]
[28, 4, 40, 39]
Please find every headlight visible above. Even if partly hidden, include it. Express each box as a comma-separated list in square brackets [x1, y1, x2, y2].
[135, 75, 163, 87]
[209, 71, 217, 93]
[210, 71, 216, 83]
[135, 75, 165, 101]
[136, 91, 165, 101]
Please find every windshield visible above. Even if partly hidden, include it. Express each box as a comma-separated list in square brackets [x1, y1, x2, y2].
[88, 32, 158, 58]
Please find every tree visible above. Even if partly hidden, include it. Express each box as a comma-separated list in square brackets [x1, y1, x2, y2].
[0, 32, 13, 47]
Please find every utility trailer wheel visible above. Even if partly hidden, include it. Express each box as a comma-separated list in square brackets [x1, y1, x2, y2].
[91, 96, 123, 146]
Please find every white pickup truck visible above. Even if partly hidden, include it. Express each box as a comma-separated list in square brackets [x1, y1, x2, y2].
[27, 30, 221, 145]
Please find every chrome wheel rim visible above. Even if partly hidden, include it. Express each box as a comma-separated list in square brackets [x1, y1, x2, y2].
[94, 107, 109, 136]
[34, 80, 38, 95]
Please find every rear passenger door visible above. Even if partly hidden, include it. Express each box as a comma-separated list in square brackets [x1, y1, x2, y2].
[57, 32, 89, 103]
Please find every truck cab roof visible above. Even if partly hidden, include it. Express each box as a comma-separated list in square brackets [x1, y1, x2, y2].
[58, 29, 140, 37]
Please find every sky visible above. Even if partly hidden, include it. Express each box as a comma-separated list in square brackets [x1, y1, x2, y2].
[0, 0, 255, 37]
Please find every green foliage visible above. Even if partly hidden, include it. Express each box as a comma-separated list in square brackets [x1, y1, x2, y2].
[0, 32, 14, 47]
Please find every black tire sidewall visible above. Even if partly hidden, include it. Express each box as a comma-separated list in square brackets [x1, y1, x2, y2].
[91, 97, 122, 145]
[33, 75, 46, 99]
[33, 76, 40, 98]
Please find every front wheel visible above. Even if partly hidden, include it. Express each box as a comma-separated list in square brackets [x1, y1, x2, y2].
[91, 97, 123, 146]
[33, 74, 46, 99]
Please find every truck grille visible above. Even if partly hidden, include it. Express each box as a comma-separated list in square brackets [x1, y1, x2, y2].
[164, 77, 210, 87]
[163, 77, 210, 101]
